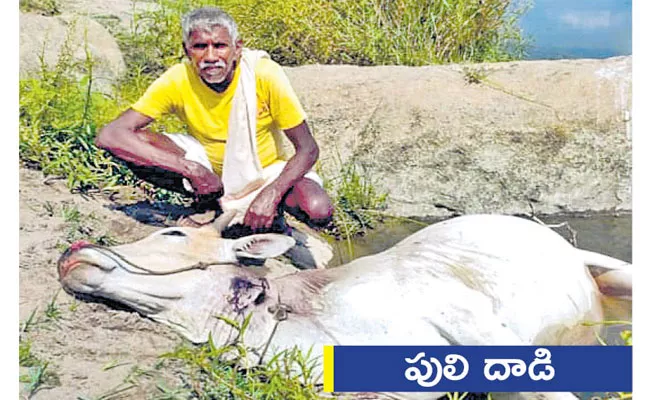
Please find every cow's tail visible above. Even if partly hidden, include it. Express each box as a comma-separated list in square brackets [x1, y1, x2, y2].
[579, 249, 632, 298]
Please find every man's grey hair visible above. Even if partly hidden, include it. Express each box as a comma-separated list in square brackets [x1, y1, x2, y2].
[181, 7, 239, 44]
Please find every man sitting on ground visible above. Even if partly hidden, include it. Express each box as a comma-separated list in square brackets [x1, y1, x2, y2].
[96, 6, 334, 233]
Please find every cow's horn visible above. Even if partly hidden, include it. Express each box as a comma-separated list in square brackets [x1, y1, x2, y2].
[213, 210, 237, 233]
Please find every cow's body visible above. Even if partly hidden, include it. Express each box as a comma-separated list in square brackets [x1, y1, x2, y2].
[58, 213, 632, 400]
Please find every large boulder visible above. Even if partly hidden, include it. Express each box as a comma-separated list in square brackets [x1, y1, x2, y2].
[55, 0, 161, 31]
[19, 12, 126, 93]
[286, 57, 632, 218]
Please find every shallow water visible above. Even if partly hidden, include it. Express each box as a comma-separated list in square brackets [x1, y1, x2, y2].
[330, 212, 632, 266]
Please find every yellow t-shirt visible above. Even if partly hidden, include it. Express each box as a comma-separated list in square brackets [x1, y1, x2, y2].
[132, 58, 306, 175]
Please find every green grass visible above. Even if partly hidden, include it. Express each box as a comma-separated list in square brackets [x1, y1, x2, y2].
[20, 308, 39, 334]
[50, 204, 118, 250]
[120, 0, 531, 67]
[322, 157, 389, 244]
[44, 290, 63, 322]
[76, 365, 156, 400]
[20, 292, 67, 334]
[19, 340, 60, 398]
[159, 313, 327, 399]
[19, 0, 60, 16]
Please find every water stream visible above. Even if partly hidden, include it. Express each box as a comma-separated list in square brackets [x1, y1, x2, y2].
[330, 212, 631, 266]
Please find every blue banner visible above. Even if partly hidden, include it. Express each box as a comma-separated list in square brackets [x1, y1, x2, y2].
[323, 346, 632, 393]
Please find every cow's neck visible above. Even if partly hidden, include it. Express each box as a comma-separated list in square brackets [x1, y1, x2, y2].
[199, 269, 336, 358]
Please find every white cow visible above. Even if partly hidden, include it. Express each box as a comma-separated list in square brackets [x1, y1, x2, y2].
[58, 212, 632, 400]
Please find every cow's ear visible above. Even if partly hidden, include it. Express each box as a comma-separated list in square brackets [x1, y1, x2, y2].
[231, 234, 295, 259]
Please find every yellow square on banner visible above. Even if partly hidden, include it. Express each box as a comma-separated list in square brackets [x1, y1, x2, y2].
[323, 345, 334, 392]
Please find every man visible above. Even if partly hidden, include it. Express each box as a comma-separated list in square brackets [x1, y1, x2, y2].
[96, 7, 333, 232]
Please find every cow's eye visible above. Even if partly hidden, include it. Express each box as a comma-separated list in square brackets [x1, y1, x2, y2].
[161, 230, 187, 237]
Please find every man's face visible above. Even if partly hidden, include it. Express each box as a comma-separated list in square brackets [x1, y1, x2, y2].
[184, 26, 242, 87]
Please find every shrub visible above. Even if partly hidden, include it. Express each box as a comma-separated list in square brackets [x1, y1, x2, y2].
[118, 0, 530, 69]
[19, 0, 60, 16]
[19, 35, 134, 191]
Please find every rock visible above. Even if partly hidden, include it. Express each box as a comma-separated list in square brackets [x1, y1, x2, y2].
[55, 0, 161, 31]
[285, 57, 632, 218]
[19, 12, 126, 93]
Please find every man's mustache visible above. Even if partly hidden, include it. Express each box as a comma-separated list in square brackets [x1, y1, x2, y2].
[199, 60, 227, 69]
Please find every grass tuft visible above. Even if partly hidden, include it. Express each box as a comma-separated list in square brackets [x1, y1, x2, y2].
[19, 0, 60, 16]
[19, 339, 60, 398]
[44, 290, 63, 322]
[324, 160, 388, 241]
[159, 312, 326, 399]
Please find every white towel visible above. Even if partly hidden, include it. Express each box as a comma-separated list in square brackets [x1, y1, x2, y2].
[221, 48, 268, 200]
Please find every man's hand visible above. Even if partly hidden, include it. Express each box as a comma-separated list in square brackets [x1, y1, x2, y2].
[185, 161, 223, 196]
[243, 184, 283, 231]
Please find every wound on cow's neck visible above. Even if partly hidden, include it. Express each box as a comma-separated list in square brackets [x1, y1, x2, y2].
[227, 276, 269, 313]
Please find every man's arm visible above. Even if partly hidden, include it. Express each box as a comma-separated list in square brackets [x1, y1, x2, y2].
[243, 120, 318, 229]
[95, 109, 222, 196]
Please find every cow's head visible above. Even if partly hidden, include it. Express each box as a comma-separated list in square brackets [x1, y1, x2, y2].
[57, 211, 296, 316]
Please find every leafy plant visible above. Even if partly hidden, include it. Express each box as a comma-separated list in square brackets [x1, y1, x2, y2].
[20, 308, 39, 334]
[323, 159, 388, 241]
[218, 0, 531, 66]
[44, 290, 63, 322]
[19, 341, 38, 367]
[160, 312, 326, 399]
[463, 66, 489, 84]
[19, 340, 60, 398]
[19, 0, 60, 16]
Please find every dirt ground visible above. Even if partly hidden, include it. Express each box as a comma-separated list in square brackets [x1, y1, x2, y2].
[19, 166, 188, 399]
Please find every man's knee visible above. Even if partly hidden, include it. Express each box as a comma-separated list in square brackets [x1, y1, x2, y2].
[288, 180, 334, 225]
[302, 194, 334, 222]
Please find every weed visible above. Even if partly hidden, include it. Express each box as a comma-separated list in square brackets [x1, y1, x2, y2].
[19, 341, 60, 399]
[94, 233, 118, 246]
[160, 312, 326, 399]
[44, 290, 63, 321]
[56, 205, 119, 247]
[20, 362, 59, 398]
[102, 360, 131, 371]
[324, 160, 388, 241]
[21, 308, 39, 334]
[214, 0, 532, 66]
[19, 0, 60, 16]
[463, 66, 489, 84]
[68, 299, 80, 312]
[77, 365, 157, 400]
[547, 124, 573, 141]
[43, 201, 55, 217]
[19, 341, 38, 367]
[61, 204, 82, 224]
[152, 383, 192, 400]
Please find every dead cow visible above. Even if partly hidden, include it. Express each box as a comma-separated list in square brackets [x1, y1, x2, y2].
[58, 212, 632, 400]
